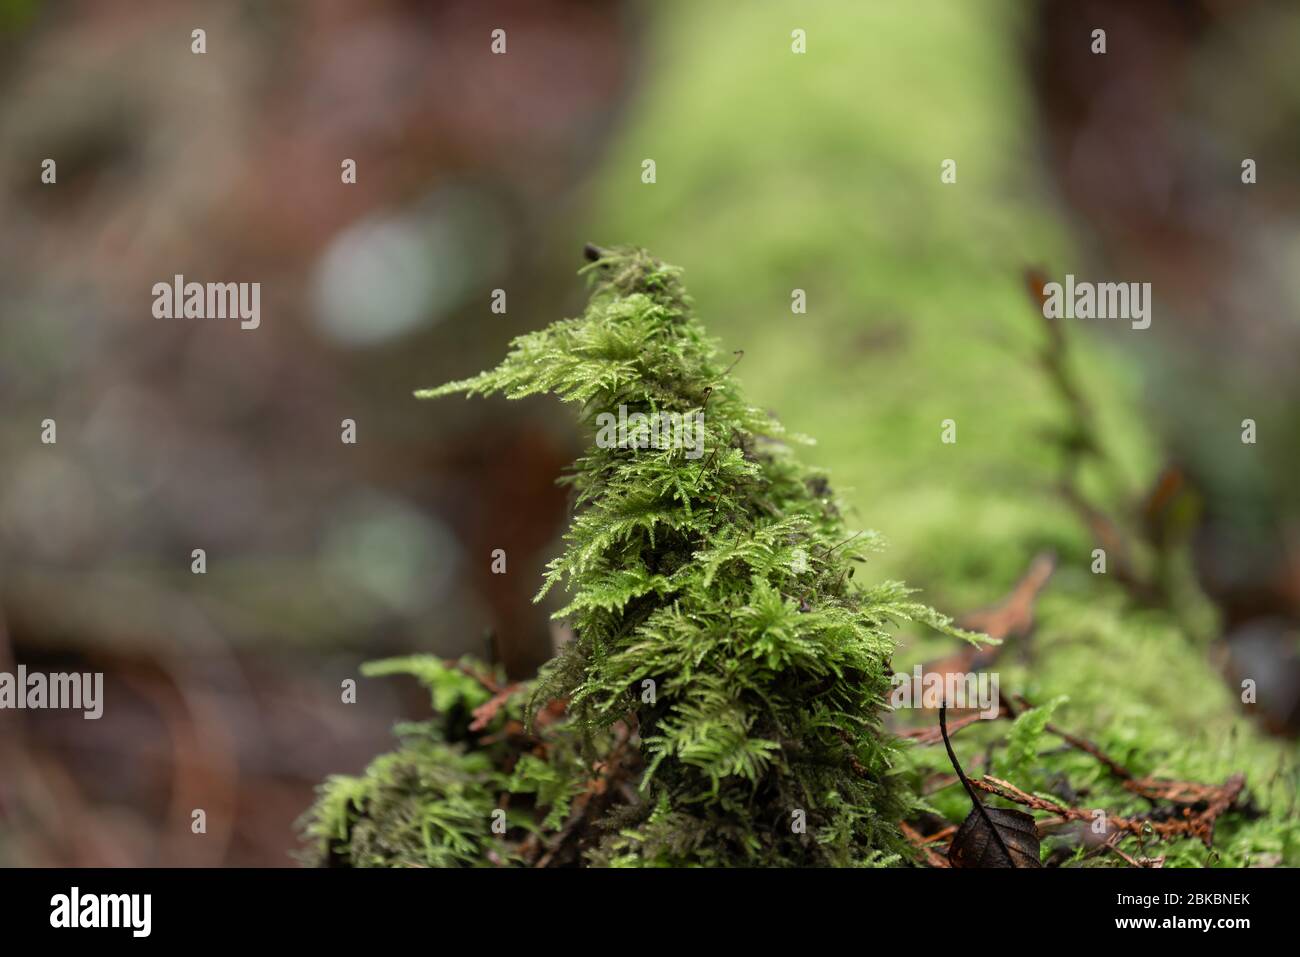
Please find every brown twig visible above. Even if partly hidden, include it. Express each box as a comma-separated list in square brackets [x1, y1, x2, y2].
[902, 708, 1007, 745]
[960, 551, 1057, 642]
[469, 684, 524, 732]
[972, 774, 1242, 848]
[901, 821, 950, 868]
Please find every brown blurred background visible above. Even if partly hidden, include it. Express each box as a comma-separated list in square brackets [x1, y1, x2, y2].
[0, 0, 638, 866]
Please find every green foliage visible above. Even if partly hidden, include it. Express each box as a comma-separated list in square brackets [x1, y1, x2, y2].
[429, 247, 986, 864]
[306, 737, 506, 868]
[301, 655, 530, 867]
[309, 247, 980, 867]
[904, 590, 1300, 867]
[305, 243, 1297, 868]
[568, 1, 1297, 869]
[994, 695, 1068, 783]
[362, 655, 494, 714]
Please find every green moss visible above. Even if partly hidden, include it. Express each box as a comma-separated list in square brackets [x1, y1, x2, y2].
[309, 739, 504, 868]
[301, 656, 524, 867]
[305, 248, 981, 866]
[305, 245, 1295, 867]
[565, 0, 1296, 866]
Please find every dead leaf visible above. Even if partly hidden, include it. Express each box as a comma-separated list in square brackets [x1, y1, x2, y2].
[948, 805, 1042, 868]
[940, 704, 1042, 868]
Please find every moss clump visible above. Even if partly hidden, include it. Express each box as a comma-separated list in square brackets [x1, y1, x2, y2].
[304, 247, 978, 867]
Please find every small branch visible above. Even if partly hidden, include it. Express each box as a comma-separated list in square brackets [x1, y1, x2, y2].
[972, 774, 1242, 848]
[901, 821, 950, 868]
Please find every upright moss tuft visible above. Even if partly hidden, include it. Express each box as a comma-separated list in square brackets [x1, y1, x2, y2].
[307, 247, 980, 866]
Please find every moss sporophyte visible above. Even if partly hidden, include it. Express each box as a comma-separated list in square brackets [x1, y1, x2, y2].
[304, 246, 982, 867]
